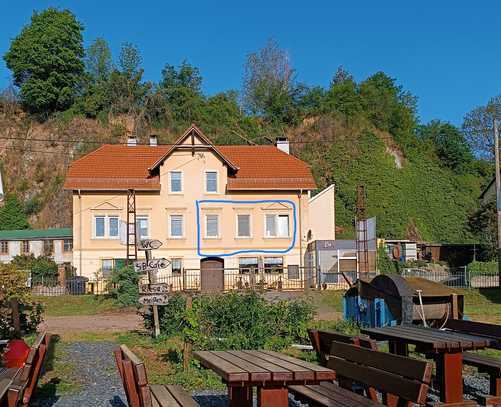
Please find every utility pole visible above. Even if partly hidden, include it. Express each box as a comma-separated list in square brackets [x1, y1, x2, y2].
[494, 119, 501, 287]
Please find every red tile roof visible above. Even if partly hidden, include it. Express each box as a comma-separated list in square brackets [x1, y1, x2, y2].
[64, 143, 316, 191]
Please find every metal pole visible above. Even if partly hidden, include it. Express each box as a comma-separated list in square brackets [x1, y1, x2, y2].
[494, 119, 501, 287]
[145, 249, 160, 338]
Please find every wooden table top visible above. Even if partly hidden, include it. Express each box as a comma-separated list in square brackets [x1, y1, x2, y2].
[0, 367, 20, 400]
[362, 325, 491, 351]
[193, 350, 335, 385]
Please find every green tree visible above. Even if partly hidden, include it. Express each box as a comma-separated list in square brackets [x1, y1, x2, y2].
[4, 8, 84, 114]
[324, 67, 362, 117]
[0, 195, 29, 230]
[159, 60, 204, 123]
[85, 38, 112, 83]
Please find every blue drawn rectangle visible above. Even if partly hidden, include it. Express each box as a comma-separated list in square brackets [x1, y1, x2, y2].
[196, 199, 297, 258]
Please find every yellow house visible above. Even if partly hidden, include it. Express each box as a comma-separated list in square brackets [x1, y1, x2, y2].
[64, 125, 318, 289]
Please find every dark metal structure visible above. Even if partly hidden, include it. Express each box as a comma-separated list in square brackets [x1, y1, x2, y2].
[355, 185, 369, 274]
[126, 189, 137, 265]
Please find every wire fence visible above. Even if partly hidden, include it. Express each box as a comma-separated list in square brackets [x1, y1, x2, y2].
[401, 267, 500, 289]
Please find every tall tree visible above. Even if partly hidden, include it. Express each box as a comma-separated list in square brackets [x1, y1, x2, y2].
[242, 39, 301, 125]
[3, 8, 84, 114]
[85, 38, 112, 83]
[0, 195, 29, 230]
[462, 95, 501, 161]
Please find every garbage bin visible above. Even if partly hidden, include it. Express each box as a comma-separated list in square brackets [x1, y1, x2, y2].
[66, 276, 89, 295]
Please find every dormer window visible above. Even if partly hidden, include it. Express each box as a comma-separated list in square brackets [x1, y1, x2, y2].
[205, 171, 218, 193]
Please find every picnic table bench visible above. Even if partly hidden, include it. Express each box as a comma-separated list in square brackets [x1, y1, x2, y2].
[362, 325, 489, 405]
[8, 331, 50, 407]
[193, 349, 335, 407]
[290, 340, 433, 407]
[114, 345, 198, 407]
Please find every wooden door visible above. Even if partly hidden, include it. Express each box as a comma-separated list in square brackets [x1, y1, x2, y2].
[200, 257, 224, 293]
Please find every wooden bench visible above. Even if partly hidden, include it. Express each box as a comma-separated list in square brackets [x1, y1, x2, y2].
[290, 340, 433, 407]
[114, 345, 198, 407]
[7, 331, 50, 407]
[308, 328, 377, 366]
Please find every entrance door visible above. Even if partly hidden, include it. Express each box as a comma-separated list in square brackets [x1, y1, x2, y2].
[200, 257, 224, 293]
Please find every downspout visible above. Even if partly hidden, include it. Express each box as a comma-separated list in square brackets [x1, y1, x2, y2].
[298, 189, 303, 268]
[78, 189, 82, 276]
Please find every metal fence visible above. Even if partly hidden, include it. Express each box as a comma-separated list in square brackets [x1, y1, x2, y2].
[30, 276, 115, 296]
[401, 267, 500, 289]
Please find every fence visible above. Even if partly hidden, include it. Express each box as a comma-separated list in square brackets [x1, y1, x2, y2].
[401, 267, 500, 289]
[30, 275, 115, 296]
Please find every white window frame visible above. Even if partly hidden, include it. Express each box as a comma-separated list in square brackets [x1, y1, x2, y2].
[108, 216, 119, 239]
[93, 215, 121, 240]
[236, 213, 252, 238]
[205, 214, 220, 238]
[205, 170, 219, 194]
[264, 213, 290, 238]
[63, 239, 73, 252]
[169, 171, 183, 193]
[94, 215, 106, 239]
[171, 258, 183, 274]
[0, 241, 8, 255]
[169, 214, 184, 238]
[136, 215, 150, 240]
[22, 240, 30, 254]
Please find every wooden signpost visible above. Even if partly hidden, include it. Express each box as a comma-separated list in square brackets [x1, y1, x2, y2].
[136, 239, 169, 337]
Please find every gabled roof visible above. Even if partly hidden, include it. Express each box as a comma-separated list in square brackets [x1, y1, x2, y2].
[64, 125, 316, 191]
[0, 228, 72, 241]
[149, 124, 239, 171]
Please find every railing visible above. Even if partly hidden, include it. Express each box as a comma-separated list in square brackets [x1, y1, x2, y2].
[30, 275, 115, 296]
[401, 267, 500, 289]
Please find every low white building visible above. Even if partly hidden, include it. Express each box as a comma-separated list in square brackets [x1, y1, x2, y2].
[0, 228, 73, 265]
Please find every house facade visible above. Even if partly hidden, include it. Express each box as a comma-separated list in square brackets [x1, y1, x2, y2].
[0, 228, 73, 264]
[64, 125, 317, 282]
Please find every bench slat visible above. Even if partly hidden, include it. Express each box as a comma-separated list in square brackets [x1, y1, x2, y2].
[212, 351, 271, 382]
[243, 351, 315, 381]
[193, 351, 248, 382]
[150, 385, 180, 407]
[226, 351, 293, 382]
[165, 385, 198, 407]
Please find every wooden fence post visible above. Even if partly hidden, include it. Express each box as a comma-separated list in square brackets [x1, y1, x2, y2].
[10, 298, 21, 337]
[183, 295, 193, 371]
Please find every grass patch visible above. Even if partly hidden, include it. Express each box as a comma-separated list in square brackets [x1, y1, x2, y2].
[461, 288, 501, 324]
[34, 295, 125, 317]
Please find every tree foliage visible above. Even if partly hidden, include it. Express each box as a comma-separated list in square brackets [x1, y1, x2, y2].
[3, 8, 84, 114]
[0, 195, 29, 230]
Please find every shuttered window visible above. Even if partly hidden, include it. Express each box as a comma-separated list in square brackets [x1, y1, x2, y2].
[206, 171, 218, 193]
[206, 214, 219, 237]
[237, 214, 251, 237]
[170, 171, 182, 192]
[170, 215, 183, 237]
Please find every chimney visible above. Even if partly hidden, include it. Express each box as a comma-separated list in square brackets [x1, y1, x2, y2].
[127, 135, 137, 147]
[149, 134, 158, 146]
[275, 137, 290, 154]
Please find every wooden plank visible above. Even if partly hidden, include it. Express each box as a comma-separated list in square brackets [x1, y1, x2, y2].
[150, 384, 180, 406]
[0, 378, 10, 402]
[259, 350, 335, 381]
[463, 352, 501, 371]
[290, 384, 373, 407]
[193, 351, 248, 382]
[226, 351, 293, 382]
[330, 341, 432, 382]
[411, 326, 490, 348]
[317, 382, 381, 406]
[165, 385, 198, 407]
[446, 319, 501, 341]
[385, 326, 463, 349]
[213, 351, 271, 382]
[244, 351, 315, 381]
[362, 327, 447, 350]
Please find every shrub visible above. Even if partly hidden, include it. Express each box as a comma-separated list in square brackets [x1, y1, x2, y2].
[0, 263, 43, 338]
[110, 265, 140, 307]
[11, 254, 58, 280]
[144, 291, 315, 351]
[468, 260, 498, 276]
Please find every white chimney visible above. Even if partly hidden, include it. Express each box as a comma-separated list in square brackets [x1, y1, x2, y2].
[149, 135, 158, 146]
[127, 136, 137, 147]
[275, 137, 290, 154]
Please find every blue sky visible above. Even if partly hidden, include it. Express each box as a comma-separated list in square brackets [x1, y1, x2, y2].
[0, 1, 499, 125]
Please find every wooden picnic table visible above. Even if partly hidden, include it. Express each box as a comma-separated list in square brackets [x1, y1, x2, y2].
[0, 367, 21, 401]
[362, 325, 492, 404]
[193, 350, 335, 407]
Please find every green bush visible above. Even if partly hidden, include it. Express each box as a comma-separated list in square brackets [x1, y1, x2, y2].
[12, 254, 58, 280]
[145, 291, 314, 351]
[468, 260, 498, 276]
[110, 265, 140, 307]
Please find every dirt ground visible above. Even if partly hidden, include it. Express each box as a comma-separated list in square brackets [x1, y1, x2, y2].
[39, 312, 143, 334]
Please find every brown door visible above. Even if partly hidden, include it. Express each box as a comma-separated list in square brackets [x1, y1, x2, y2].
[200, 257, 224, 293]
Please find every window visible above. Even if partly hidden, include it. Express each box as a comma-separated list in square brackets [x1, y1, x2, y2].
[95, 216, 106, 238]
[0, 241, 8, 255]
[22, 241, 30, 254]
[205, 214, 219, 238]
[170, 171, 182, 193]
[237, 214, 251, 237]
[109, 216, 119, 238]
[239, 257, 259, 274]
[170, 215, 184, 238]
[205, 171, 218, 193]
[43, 240, 54, 255]
[265, 214, 289, 237]
[63, 239, 73, 252]
[136, 216, 149, 239]
[264, 257, 284, 273]
[101, 259, 114, 276]
[171, 258, 182, 274]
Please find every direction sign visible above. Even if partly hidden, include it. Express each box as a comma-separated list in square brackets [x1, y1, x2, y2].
[134, 258, 170, 274]
[139, 294, 169, 305]
[139, 283, 169, 294]
[138, 239, 163, 250]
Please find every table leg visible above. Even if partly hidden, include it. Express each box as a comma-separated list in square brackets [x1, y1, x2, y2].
[435, 351, 463, 403]
[228, 386, 252, 407]
[257, 386, 288, 407]
[388, 340, 408, 356]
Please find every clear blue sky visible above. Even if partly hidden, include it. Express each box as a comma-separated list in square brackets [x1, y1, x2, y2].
[0, 1, 499, 125]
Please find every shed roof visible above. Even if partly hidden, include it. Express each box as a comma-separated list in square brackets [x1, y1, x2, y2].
[0, 228, 72, 241]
